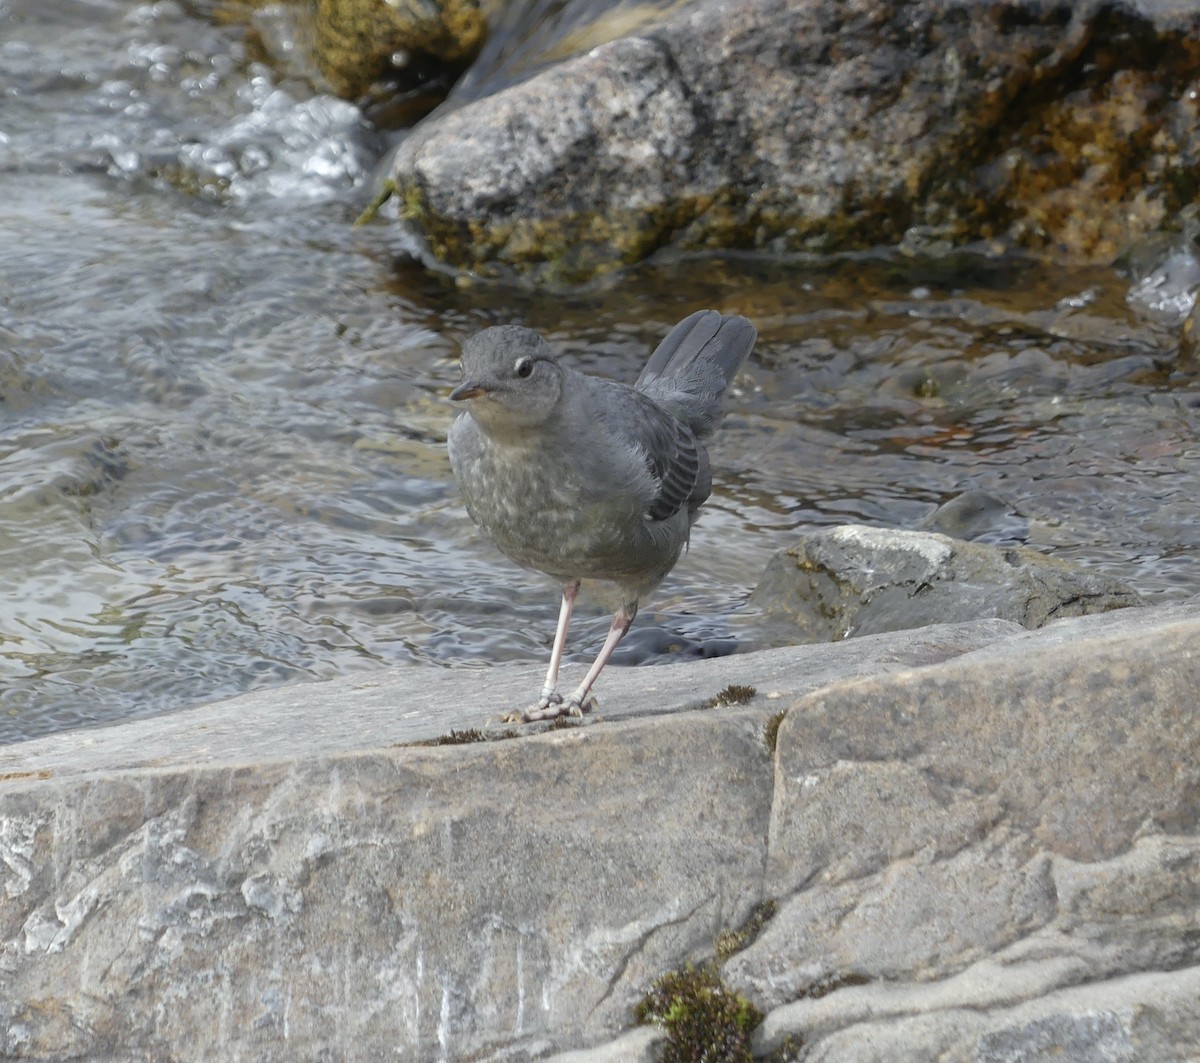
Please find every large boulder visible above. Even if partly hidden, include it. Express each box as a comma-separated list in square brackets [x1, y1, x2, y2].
[387, 0, 1200, 281]
[3, 600, 1200, 1059]
[0, 618, 1009, 1060]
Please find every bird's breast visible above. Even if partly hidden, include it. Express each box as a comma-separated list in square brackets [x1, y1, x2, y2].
[449, 418, 675, 583]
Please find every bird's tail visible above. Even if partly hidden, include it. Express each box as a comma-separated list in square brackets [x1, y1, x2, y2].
[635, 309, 757, 439]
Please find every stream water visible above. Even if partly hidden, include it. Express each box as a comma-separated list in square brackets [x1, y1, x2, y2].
[3, 0, 1198, 744]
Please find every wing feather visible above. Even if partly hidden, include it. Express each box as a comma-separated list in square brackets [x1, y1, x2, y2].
[587, 381, 710, 523]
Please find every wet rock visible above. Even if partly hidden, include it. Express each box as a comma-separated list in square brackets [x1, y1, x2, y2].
[748, 523, 1142, 643]
[225, 0, 489, 111]
[916, 489, 1029, 544]
[312, 0, 488, 105]
[387, 0, 1200, 282]
[3, 601, 1199, 1059]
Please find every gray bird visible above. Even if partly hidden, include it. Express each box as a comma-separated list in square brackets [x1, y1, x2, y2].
[448, 309, 756, 721]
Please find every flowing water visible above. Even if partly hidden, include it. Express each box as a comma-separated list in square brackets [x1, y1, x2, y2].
[3, 0, 1198, 744]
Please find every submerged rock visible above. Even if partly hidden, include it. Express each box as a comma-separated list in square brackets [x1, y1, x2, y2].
[749, 523, 1142, 643]
[916, 489, 1030, 545]
[386, 0, 1200, 282]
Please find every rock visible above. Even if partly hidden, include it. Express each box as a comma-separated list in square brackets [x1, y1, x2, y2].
[736, 603, 1200, 1058]
[387, 0, 1200, 282]
[1, 709, 775, 1060]
[0, 619, 1016, 1061]
[3, 600, 1200, 1060]
[748, 523, 1142, 643]
[916, 489, 1029, 544]
[225, 0, 489, 119]
[756, 959, 1200, 1062]
[0, 617, 1020, 780]
[545, 1024, 664, 1062]
[311, 0, 488, 104]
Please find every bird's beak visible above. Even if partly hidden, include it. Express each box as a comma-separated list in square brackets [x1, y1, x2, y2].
[450, 380, 487, 401]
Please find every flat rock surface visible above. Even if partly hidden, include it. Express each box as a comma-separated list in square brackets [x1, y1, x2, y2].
[0, 616, 1023, 782]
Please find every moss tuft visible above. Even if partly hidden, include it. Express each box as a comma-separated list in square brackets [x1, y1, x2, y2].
[763, 711, 786, 754]
[635, 962, 763, 1063]
[699, 684, 757, 710]
[430, 728, 488, 745]
[714, 900, 778, 961]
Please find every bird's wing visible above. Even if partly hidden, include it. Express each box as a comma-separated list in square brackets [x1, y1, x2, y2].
[591, 380, 710, 523]
[644, 414, 704, 522]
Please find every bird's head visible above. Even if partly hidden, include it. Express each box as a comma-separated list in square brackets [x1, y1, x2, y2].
[450, 326, 565, 433]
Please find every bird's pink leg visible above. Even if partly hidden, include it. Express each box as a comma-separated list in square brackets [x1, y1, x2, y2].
[562, 604, 636, 715]
[534, 580, 579, 710]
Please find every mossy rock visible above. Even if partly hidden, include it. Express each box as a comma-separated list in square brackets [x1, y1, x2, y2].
[314, 0, 489, 100]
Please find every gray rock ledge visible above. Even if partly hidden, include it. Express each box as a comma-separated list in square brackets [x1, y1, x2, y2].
[2, 598, 1199, 1060]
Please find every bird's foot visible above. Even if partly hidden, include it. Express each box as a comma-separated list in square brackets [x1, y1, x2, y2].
[493, 691, 597, 724]
[554, 691, 598, 719]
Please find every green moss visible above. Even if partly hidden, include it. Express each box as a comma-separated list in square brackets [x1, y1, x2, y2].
[407, 190, 768, 288]
[430, 728, 488, 745]
[763, 711, 786, 754]
[714, 900, 778, 961]
[313, 0, 486, 100]
[698, 684, 757, 710]
[635, 962, 763, 1063]
[398, 180, 427, 223]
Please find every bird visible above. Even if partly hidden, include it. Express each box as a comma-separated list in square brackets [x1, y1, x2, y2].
[447, 309, 756, 722]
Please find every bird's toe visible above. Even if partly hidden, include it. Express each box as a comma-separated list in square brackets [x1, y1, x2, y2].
[565, 693, 598, 716]
[489, 709, 529, 725]
[522, 703, 561, 722]
[510, 691, 563, 722]
[488, 691, 595, 725]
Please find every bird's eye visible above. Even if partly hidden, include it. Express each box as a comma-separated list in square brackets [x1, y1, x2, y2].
[515, 357, 534, 379]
